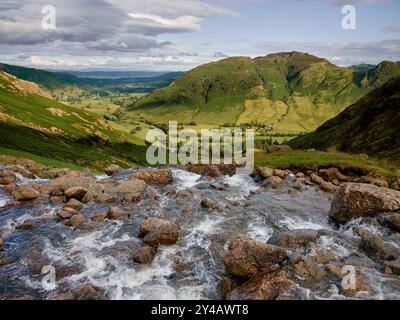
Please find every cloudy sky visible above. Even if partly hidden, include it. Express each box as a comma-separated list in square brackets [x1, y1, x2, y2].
[0, 0, 399, 71]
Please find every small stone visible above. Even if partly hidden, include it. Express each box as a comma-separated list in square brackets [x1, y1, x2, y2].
[0, 239, 4, 251]
[64, 187, 88, 201]
[105, 164, 121, 176]
[273, 169, 287, 179]
[133, 246, 157, 265]
[65, 199, 84, 210]
[13, 185, 39, 201]
[64, 214, 86, 228]
[264, 176, 283, 189]
[257, 167, 274, 179]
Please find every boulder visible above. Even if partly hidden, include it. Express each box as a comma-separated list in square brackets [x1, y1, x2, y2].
[64, 187, 88, 202]
[13, 185, 39, 201]
[290, 256, 325, 283]
[201, 197, 218, 210]
[65, 199, 84, 210]
[257, 167, 274, 179]
[383, 214, 400, 232]
[357, 228, 399, 261]
[219, 277, 242, 300]
[319, 168, 350, 182]
[360, 176, 389, 188]
[186, 164, 236, 178]
[105, 179, 146, 203]
[268, 230, 320, 249]
[264, 176, 283, 189]
[223, 236, 287, 279]
[64, 214, 86, 228]
[132, 169, 173, 185]
[310, 173, 339, 193]
[105, 164, 121, 176]
[384, 258, 400, 275]
[50, 172, 103, 202]
[0, 170, 16, 185]
[57, 207, 79, 220]
[139, 218, 179, 246]
[226, 271, 294, 300]
[273, 169, 287, 179]
[107, 206, 130, 221]
[329, 183, 400, 224]
[133, 246, 157, 265]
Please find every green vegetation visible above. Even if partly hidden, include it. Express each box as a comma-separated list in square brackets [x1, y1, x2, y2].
[130, 52, 400, 134]
[255, 150, 400, 178]
[289, 76, 400, 160]
[0, 72, 147, 171]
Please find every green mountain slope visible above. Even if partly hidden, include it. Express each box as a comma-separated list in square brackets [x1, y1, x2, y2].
[289, 76, 400, 160]
[130, 52, 400, 133]
[0, 71, 146, 170]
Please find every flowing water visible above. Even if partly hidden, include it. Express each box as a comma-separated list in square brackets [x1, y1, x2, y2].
[0, 167, 399, 300]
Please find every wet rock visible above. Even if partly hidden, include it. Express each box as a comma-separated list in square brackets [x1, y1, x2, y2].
[360, 176, 389, 188]
[72, 283, 102, 300]
[330, 183, 400, 224]
[293, 179, 303, 191]
[313, 250, 339, 264]
[223, 236, 288, 280]
[343, 274, 373, 297]
[56, 264, 85, 280]
[91, 208, 109, 221]
[384, 258, 400, 275]
[391, 181, 400, 191]
[257, 167, 273, 179]
[64, 214, 86, 228]
[133, 245, 157, 265]
[105, 164, 121, 176]
[57, 207, 79, 220]
[264, 176, 283, 189]
[290, 256, 325, 283]
[186, 164, 236, 178]
[357, 228, 399, 261]
[288, 188, 300, 196]
[0, 239, 4, 251]
[310, 173, 339, 193]
[268, 230, 320, 249]
[132, 168, 173, 185]
[0, 256, 15, 266]
[201, 197, 218, 210]
[13, 185, 39, 201]
[295, 172, 305, 179]
[65, 199, 84, 210]
[319, 168, 350, 183]
[383, 214, 400, 232]
[50, 172, 102, 202]
[64, 187, 88, 202]
[108, 206, 130, 220]
[219, 277, 242, 300]
[106, 179, 146, 203]
[49, 196, 64, 204]
[273, 169, 287, 179]
[3, 182, 17, 195]
[226, 271, 294, 300]
[0, 170, 16, 185]
[139, 218, 179, 246]
[55, 293, 75, 300]
[16, 221, 35, 230]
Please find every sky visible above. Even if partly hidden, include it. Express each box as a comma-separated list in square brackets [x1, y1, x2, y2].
[0, 0, 399, 71]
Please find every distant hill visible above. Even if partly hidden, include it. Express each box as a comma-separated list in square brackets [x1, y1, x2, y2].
[289, 76, 400, 160]
[0, 71, 146, 169]
[350, 64, 376, 72]
[0, 63, 183, 93]
[130, 52, 400, 133]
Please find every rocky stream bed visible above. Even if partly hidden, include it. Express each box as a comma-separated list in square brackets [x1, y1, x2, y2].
[0, 158, 400, 300]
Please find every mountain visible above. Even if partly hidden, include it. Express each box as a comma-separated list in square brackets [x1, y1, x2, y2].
[0, 71, 146, 170]
[0, 63, 183, 93]
[130, 52, 400, 133]
[289, 76, 400, 160]
[350, 64, 376, 72]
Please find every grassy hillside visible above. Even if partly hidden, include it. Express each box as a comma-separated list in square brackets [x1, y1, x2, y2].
[0, 71, 147, 170]
[130, 52, 400, 133]
[289, 76, 400, 160]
